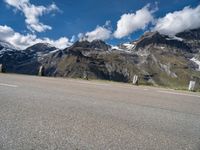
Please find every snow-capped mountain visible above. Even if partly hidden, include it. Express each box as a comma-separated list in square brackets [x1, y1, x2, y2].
[191, 57, 200, 71]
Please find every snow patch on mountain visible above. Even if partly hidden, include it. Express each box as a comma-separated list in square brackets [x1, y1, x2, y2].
[49, 49, 60, 54]
[167, 36, 183, 41]
[191, 57, 200, 71]
[111, 45, 132, 53]
[111, 43, 135, 53]
[111, 45, 123, 51]
[123, 43, 135, 49]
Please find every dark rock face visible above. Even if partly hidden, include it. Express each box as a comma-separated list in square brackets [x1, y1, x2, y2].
[176, 28, 200, 53]
[176, 28, 200, 40]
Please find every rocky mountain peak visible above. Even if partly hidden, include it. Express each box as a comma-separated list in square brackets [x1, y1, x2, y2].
[141, 31, 163, 39]
[25, 43, 57, 55]
[71, 40, 111, 50]
[26, 43, 56, 51]
[134, 31, 191, 52]
[134, 31, 167, 48]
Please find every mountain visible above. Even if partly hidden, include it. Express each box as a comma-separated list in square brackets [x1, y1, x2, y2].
[0, 28, 200, 90]
[41, 29, 200, 89]
[39, 40, 128, 81]
[25, 43, 58, 56]
[0, 42, 58, 74]
[134, 31, 191, 53]
[176, 30, 200, 54]
[0, 40, 26, 72]
[71, 40, 111, 51]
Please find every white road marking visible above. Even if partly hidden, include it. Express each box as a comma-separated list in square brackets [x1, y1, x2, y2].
[0, 83, 18, 88]
[158, 90, 200, 98]
[74, 80, 111, 87]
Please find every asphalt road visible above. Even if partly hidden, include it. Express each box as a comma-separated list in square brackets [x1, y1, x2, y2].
[0, 73, 200, 150]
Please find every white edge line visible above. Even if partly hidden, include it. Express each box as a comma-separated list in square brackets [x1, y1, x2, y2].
[158, 90, 200, 98]
[74, 80, 110, 86]
[0, 83, 18, 88]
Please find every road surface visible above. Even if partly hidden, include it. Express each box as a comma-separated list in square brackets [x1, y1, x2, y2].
[0, 73, 200, 150]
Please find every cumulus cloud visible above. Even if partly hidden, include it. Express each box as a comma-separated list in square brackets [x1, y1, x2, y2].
[113, 5, 155, 39]
[153, 5, 200, 35]
[0, 25, 71, 49]
[42, 37, 71, 49]
[5, 0, 59, 32]
[79, 24, 112, 42]
[0, 25, 14, 38]
[85, 26, 111, 42]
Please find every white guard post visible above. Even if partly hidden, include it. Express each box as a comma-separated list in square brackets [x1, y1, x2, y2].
[0, 64, 2, 73]
[38, 66, 44, 76]
[188, 81, 196, 91]
[132, 75, 139, 85]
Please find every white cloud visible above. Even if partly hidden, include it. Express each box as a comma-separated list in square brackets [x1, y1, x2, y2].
[153, 5, 200, 35]
[78, 21, 112, 42]
[85, 26, 111, 42]
[42, 37, 71, 49]
[0, 25, 14, 38]
[113, 5, 155, 39]
[5, 0, 59, 32]
[0, 25, 71, 49]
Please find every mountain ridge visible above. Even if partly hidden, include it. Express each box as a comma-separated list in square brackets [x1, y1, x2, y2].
[0, 28, 200, 90]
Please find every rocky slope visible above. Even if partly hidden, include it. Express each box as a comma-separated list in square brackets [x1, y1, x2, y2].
[0, 29, 200, 90]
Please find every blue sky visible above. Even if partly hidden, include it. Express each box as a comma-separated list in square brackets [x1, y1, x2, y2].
[0, 0, 200, 49]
